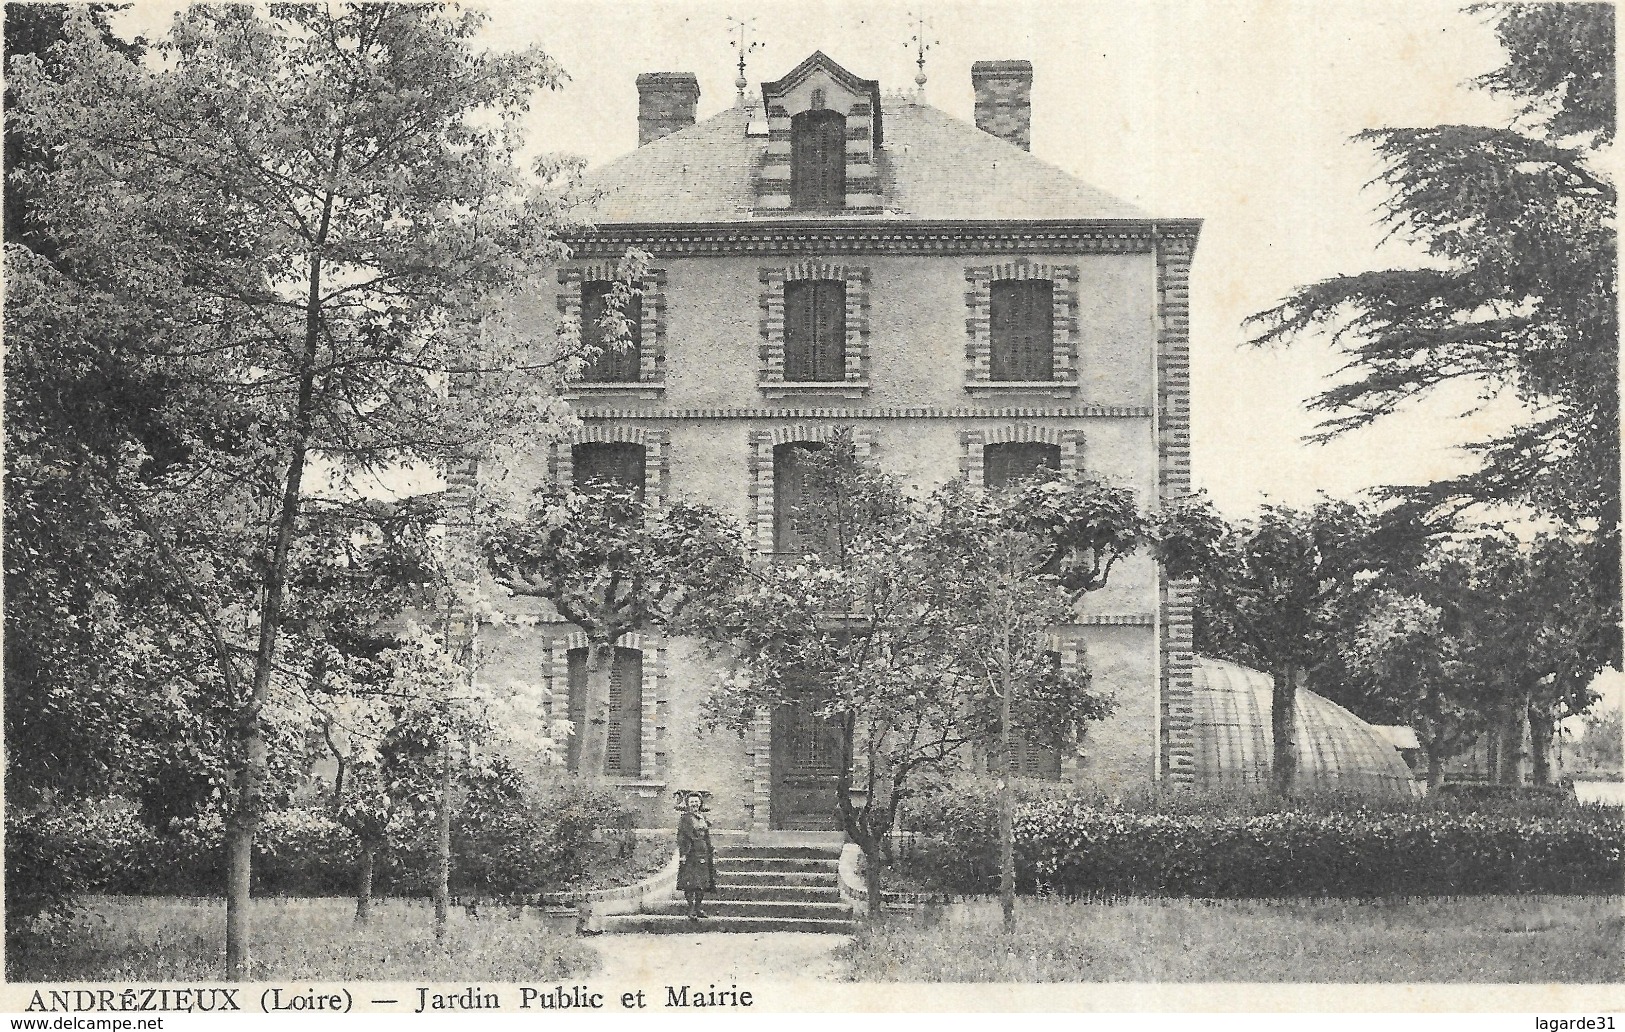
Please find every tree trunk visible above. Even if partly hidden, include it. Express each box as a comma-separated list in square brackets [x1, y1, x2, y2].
[999, 599, 1016, 934]
[1426, 747, 1445, 793]
[225, 193, 334, 978]
[1271, 664, 1298, 795]
[578, 644, 613, 781]
[433, 735, 453, 941]
[1529, 707, 1555, 785]
[223, 817, 253, 977]
[355, 847, 375, 925]
[1499, 699, 1528, 785]
[863, 839, 884, 920]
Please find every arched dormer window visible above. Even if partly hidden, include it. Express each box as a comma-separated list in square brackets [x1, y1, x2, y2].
[791, 109, 845, 209]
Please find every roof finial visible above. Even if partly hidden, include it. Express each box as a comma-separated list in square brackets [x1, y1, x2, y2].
[727, 15, 763, 108]
[906, 12, 937, 103]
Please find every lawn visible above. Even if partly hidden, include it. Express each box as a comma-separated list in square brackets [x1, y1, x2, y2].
[840, 895, 1625, 983]
[10, 896, 601, 983]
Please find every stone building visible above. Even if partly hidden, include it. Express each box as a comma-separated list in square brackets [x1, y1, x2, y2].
[477, 51, 1214, 831]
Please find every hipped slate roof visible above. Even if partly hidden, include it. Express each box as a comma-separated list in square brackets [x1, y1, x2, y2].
[575, 100, 1151, 224]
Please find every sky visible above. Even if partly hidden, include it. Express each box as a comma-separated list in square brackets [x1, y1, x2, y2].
[99, 1, 1625, 713]
[108, 0, 1535, 517]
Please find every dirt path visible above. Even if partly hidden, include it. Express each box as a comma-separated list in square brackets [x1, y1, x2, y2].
[589, 931, 848, 983]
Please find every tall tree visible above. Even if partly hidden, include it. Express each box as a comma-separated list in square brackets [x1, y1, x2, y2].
[6, 4, 596, 976]
[1244, 3, 1618, 670]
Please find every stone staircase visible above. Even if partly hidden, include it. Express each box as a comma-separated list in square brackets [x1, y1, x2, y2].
[600, 843, 855, 934]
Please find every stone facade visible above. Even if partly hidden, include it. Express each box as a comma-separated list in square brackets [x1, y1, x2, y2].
[476, 54, 1201, 831]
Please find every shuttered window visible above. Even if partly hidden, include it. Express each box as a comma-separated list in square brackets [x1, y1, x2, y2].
[987, 651, 1064, 781]
[983, 442, 1061, 491]
[791, 109, 846, 208]
[579, 281, 643, 383]
[990, 280, 1055, 381]
[566, 649, 587, 771]
[605, 647, 643, 779]
[565, 646, 643, 778]
[572, 442, 646, 499]
[783, 280, 846, 382]
[773, 441, 829, 555]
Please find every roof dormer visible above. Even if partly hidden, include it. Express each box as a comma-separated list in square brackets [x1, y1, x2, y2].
[753, 52, 883, 215]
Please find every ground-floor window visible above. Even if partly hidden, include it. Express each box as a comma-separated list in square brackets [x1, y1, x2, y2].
[566, 646, 643, 778]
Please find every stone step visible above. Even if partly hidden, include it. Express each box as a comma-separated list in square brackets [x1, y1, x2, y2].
[712, 883, 842, 903]
[601, 914, 856, 936]
[644, 899, 851, 921]
[714, 870, 834, 887]
[713, 844, 843, 860]
[713, 857, 839, 874]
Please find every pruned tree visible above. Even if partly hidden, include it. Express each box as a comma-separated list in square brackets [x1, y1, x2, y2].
[484, 484, 749, 780]
[1346, 589, 1483, 790]
[1158, 497, 1400, 793]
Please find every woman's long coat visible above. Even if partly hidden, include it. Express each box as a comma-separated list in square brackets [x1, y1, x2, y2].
[676, 811, 716, 891]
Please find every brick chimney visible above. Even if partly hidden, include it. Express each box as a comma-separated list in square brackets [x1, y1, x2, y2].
[636, 72, 700, 146]
[971, 60, 1033, 151]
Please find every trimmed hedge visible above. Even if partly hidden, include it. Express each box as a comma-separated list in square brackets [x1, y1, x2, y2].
[899, 783, 1624, 898]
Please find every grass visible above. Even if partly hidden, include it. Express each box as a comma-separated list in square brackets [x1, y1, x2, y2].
[9, 896, 601, 983]
[840, 895, 1625, 983]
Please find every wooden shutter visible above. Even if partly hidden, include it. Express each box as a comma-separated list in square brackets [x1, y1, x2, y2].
[774, 442, 829, 554]
[566, 648, 587, 771]
[990, 280, 1055, 381]
[774, 443, 807, 554]
[604, 647, 642, 778]
[812, 281, 846, 381]
[572, 442, 646, 500]
[784, 281, 816, 381]
[784, 280, 844, 383]
[580, 282, 641, 383]
[983, 442, 1061, 491]
[792, 110, 846, 208]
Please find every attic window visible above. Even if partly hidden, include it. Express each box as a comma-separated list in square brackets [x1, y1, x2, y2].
[791, 109, 845, 208]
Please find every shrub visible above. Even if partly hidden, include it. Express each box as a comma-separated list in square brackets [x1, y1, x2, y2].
[15, 779, 638, 908]
[899, 779, 1624, 898]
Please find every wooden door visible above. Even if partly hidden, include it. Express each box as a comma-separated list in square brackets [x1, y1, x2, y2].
[770, 699, 845, 830]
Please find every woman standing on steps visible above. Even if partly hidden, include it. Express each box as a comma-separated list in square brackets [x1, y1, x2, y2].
[676, 791, 716, 923]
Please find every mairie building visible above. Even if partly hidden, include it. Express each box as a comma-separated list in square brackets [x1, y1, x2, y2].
[474, 52, 1414, 832]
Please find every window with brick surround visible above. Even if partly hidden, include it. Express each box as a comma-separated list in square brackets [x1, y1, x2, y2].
[791, 109, 845, 208]
[572, 442, 646, 500]
[784, 280, 846, 382]
[579, 281, 642, 383]
[990, 279, 1055, 381]
[985, 651, 1065, 781]
[773, 441, 828, 555]
[983, 442, 1061, 491]
[565, 647, 643, 778]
